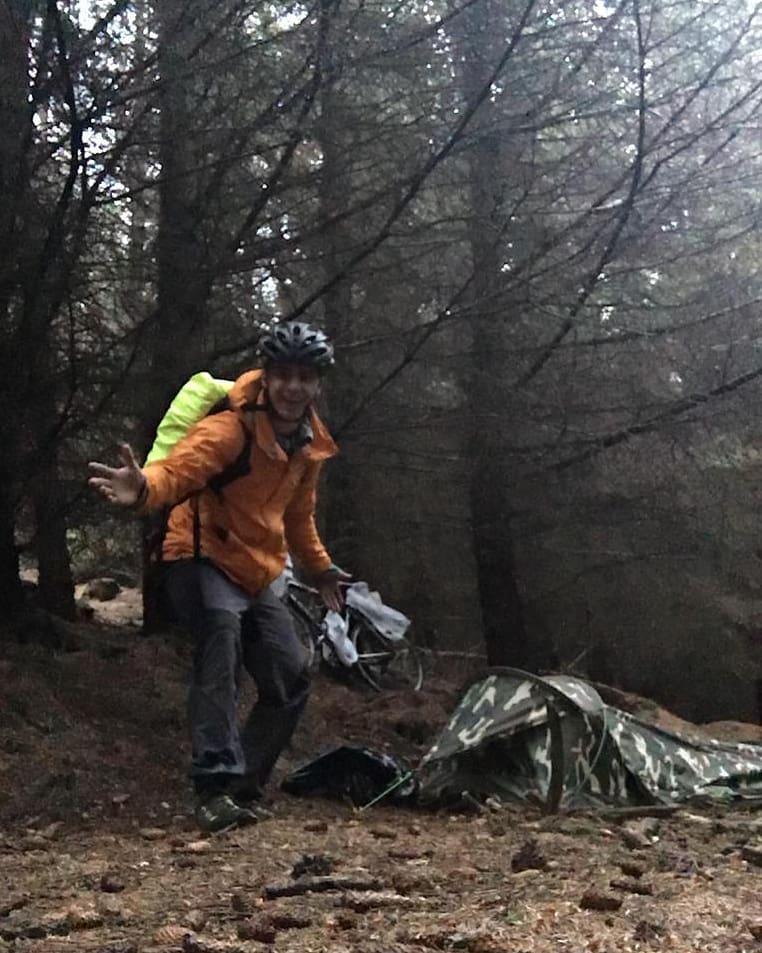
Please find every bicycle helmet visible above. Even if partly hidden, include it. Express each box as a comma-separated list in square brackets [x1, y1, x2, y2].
[258, 321, 334, 371]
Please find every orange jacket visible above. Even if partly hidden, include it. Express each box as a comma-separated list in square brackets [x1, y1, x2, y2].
[142, 370, 337, 594]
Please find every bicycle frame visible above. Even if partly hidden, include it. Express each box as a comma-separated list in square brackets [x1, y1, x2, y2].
[283, 578, 423, 691]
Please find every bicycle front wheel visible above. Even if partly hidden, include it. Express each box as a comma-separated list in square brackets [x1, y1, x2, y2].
[350, 620, 424, 692]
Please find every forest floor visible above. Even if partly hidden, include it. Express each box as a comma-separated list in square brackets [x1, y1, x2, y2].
[1, 586, 761, 953]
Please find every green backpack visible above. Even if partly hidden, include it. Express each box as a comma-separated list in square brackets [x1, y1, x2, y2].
[142, 372, 253, 626]
[145, 372, 234, 465]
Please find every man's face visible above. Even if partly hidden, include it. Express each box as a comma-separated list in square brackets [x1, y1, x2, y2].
[263, 363, 321, 427]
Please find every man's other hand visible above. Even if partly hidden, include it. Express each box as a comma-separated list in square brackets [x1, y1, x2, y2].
[88, 443, 147, 508]
[316, 567, 352, 612]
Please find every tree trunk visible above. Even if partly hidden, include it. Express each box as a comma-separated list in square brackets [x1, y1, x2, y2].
[0, 492, 24, 613]
[468, 458, 528, 667]
[141, 0, 213, 629]
[0, 2, 32, 617]
[315, 56, 362, 572]
[459, 0, 529, 667]
[150, 0, 210, 418]
[33, 454, 76, 620]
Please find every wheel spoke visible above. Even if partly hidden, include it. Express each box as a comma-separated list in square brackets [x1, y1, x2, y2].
[351, 619, 424, 691]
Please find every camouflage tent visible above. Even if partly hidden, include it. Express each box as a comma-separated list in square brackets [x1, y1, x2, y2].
[416, 668, 762, 810]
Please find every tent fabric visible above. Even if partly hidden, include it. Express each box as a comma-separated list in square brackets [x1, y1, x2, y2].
[416, 668, 762, 810]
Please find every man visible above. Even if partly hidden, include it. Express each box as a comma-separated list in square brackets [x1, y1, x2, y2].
[88, 321, 347, 832]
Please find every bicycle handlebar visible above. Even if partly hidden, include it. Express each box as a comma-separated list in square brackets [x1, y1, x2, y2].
[287, 577, 352, 596]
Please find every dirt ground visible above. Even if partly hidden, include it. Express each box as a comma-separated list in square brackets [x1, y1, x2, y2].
[1, 588, 761, 953]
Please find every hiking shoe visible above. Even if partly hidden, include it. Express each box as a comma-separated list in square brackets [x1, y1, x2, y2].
[228, 779, 275, 820]
[229, 775, 265, 804]
[194, 793, 259, 833]
[245, 801, 274, 821]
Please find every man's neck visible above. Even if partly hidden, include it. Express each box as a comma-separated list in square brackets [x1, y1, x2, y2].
[269, 413, 301, 436]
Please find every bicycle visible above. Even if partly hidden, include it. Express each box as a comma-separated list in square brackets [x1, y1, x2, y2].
[282, 575, 424, 692]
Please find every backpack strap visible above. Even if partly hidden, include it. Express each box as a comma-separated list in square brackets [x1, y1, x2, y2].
[208, 418, 253, 494]
[192, 496, 201, 561]
[192, 406, 253, 559]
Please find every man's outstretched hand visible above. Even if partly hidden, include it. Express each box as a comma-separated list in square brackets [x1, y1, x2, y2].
[88, 443, 147, 508]
[317, 567, 352, 612]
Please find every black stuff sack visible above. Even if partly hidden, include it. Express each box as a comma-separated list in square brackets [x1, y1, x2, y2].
[281, 745, 418, 807]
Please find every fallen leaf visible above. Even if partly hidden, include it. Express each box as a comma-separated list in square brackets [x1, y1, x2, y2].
[184, 840, 213, 854]
[270, 912, 312, 929]
[186, 909, 207, 931]
[610, 877, 654, 895]
[388, 847, 433, 860]
[369, 825, 398, 840]
[139, 827, 166, 841]
[741, 845, 762, 868]
[95, 895, 134, 921]
[21, 835, 49, 851]
[65, 904, 103, 929]
[39, 822, 63, 839]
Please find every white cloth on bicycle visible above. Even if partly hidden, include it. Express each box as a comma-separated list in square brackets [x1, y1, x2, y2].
[345, 582, 411, 641]
[323, 610, 358, 665]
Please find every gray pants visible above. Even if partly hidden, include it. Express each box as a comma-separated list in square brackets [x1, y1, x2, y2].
[164, 560, 310, 796]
